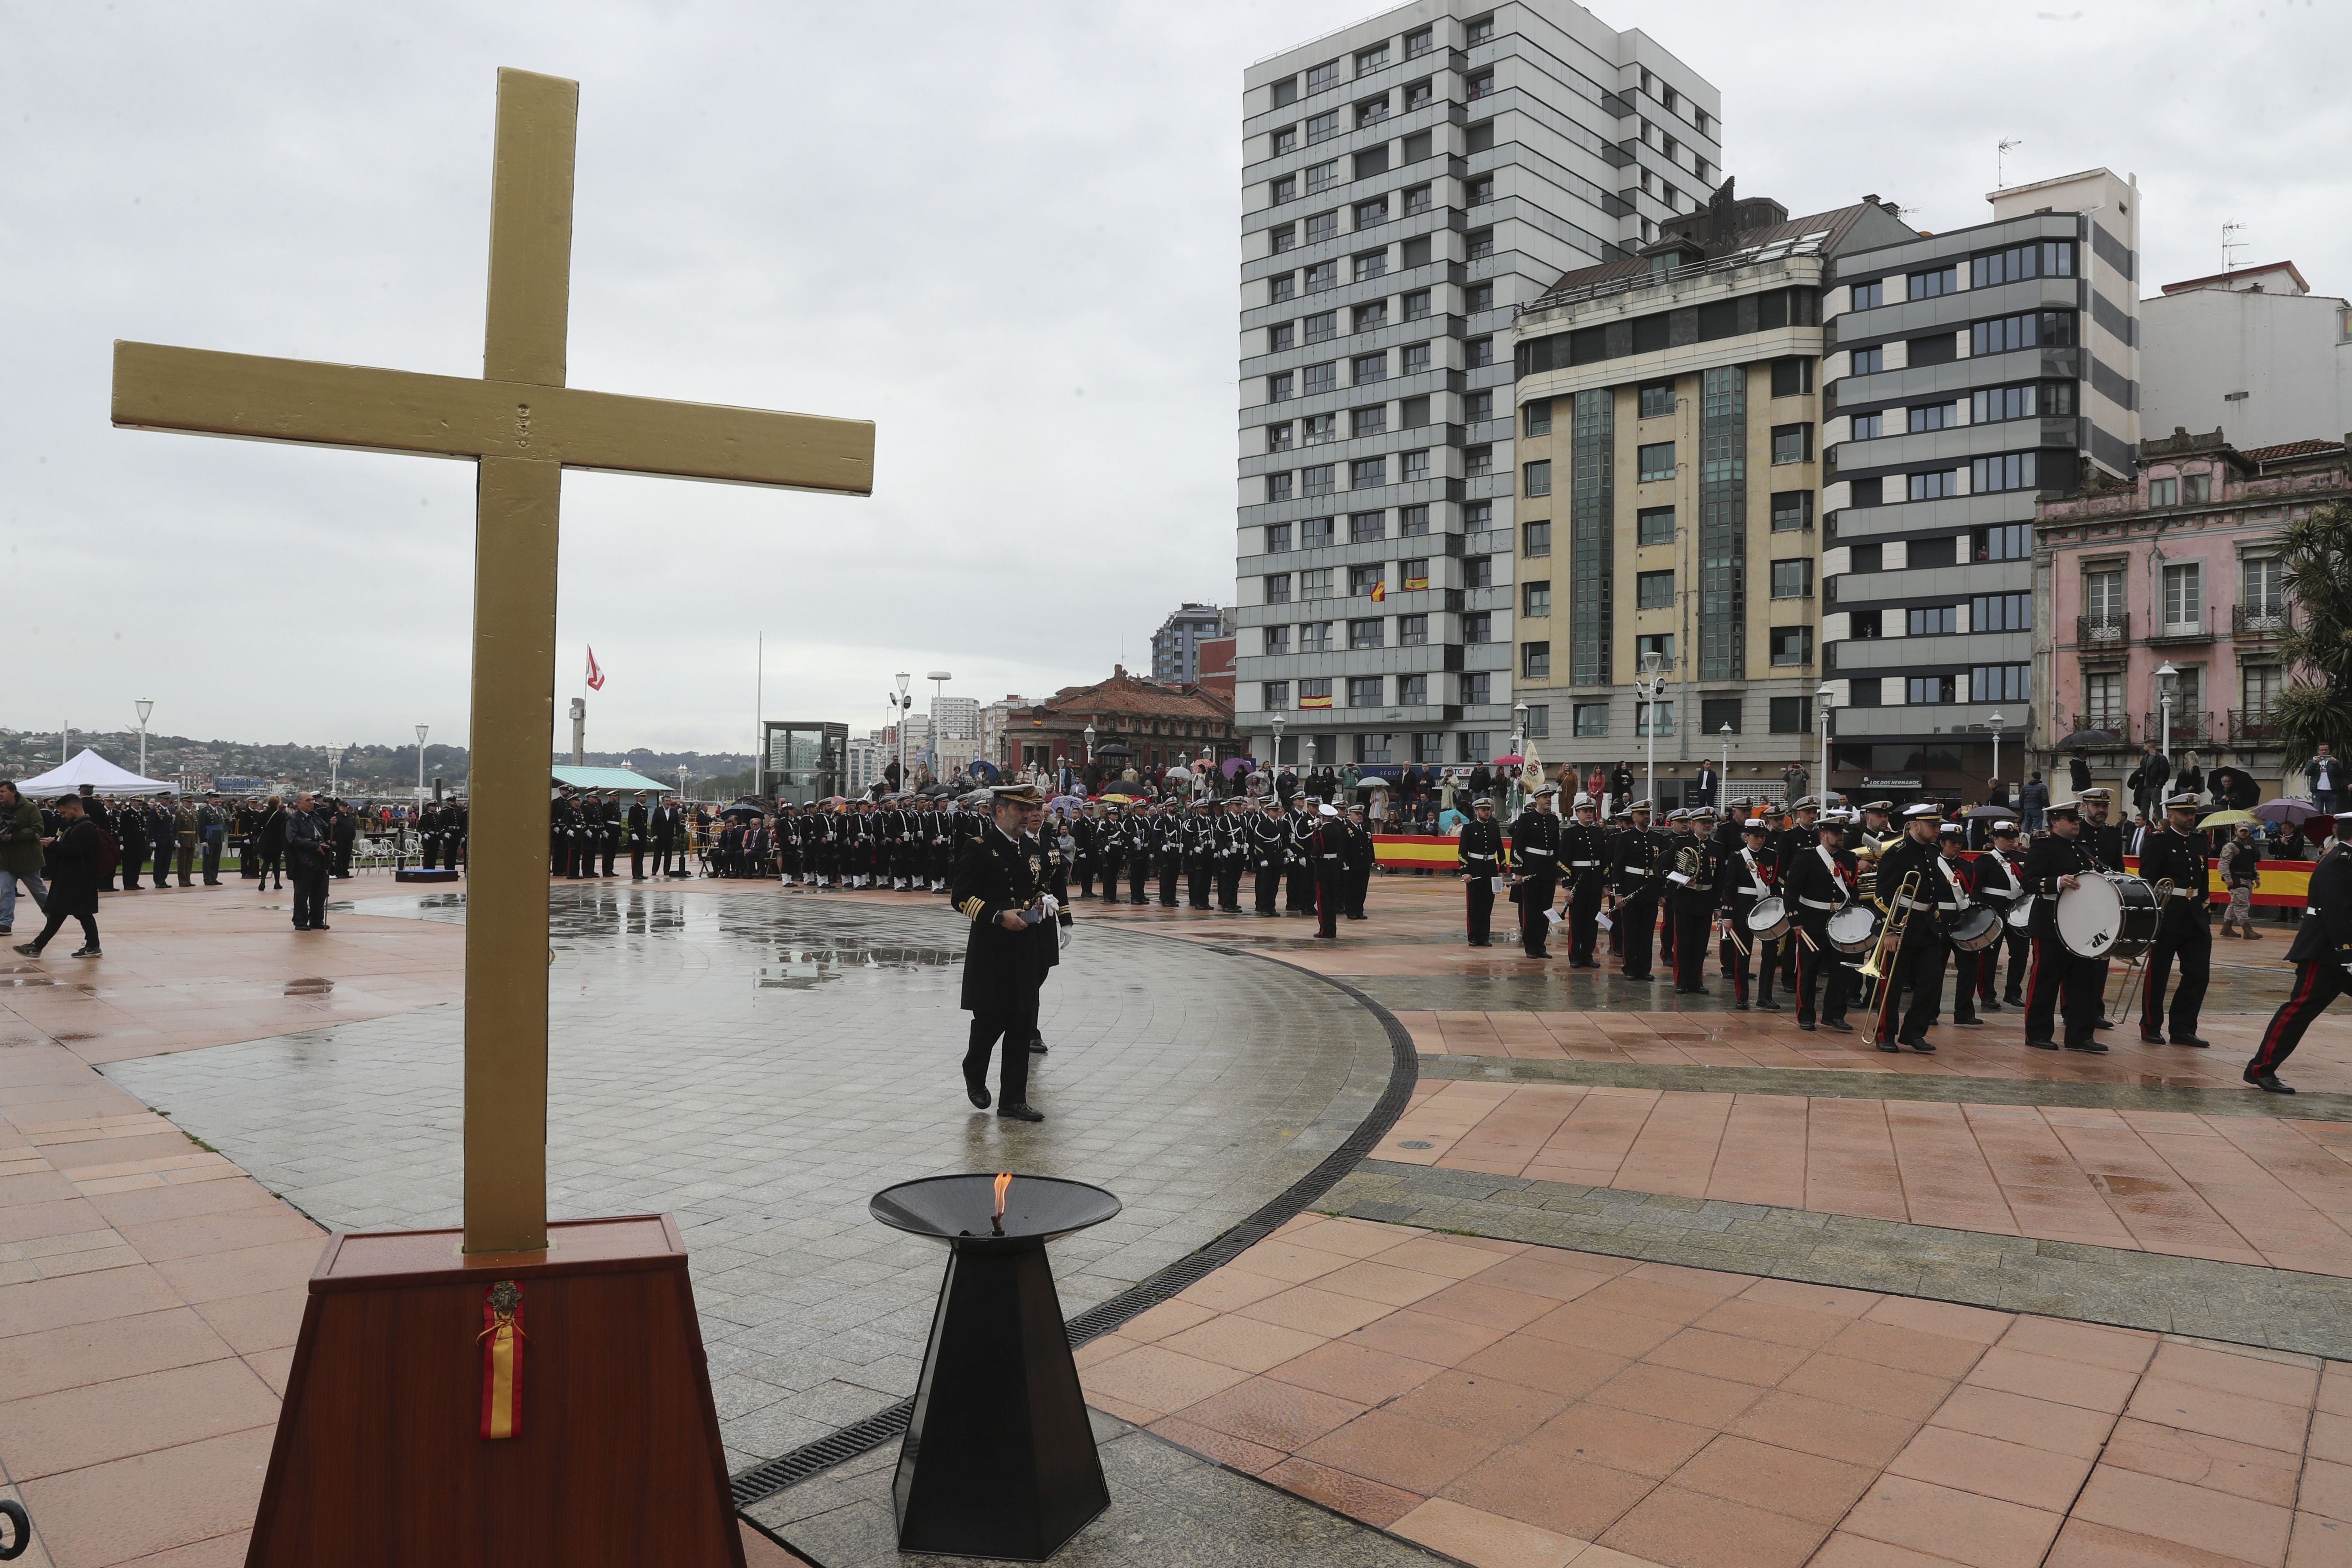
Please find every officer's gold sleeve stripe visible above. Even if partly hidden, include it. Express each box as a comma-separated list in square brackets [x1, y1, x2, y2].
[959, 897, 985, 921]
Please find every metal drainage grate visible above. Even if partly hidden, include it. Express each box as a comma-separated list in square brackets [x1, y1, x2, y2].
[728, 949, 1420, 1510]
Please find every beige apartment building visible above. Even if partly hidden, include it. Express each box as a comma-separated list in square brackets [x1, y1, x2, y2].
[1507, 190, 1913, 799]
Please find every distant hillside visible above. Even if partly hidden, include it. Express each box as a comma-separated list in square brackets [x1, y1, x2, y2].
[0, 728, 748, 793]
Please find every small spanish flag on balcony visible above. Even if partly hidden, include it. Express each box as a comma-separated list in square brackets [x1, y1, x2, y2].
[480, 1280, 525, 1439]
[1300, 691, 1333, 709]
[1370, 581, 1387, 602]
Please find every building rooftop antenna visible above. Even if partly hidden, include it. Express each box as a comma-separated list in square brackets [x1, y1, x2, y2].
[2221, 221, 2248, 275]
[1997, 138, 2022, 188]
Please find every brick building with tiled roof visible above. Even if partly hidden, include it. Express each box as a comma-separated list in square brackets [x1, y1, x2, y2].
[993, 667, 1239, 778]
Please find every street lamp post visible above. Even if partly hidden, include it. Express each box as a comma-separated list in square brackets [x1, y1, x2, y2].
[2156, 660, 2179, 761]
[1989, 712, 2004, 800]
[1270, 714, 1286, 779]
[1640, 649, 1666, 807]
[1719, 723, 1732, 809]
[1816, 684, 1833, 806]
[327, 745, 346, 799]
[414, 724, 429, 804]
[134, 699, 154, 780]
[1511, 701, 1529, 810]
[1083, 724, 1095, 765]
[893, 671, 912, 793]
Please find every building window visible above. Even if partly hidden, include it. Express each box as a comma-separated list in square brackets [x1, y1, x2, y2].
[1770, 559, 1813, 598]
[1351, 352, 1387, 385]
[1522, 642, 1550, 680]
[1851, 411, 1883, 441]
[1268, 371, 1294, 403]
[2244, 663, 2283, 717]
[1354, 731, 1393, 763]
[1523, 459, 1552, 496]
[1401, 504, 1430, 536]
[1351, 457, 1387, 488]
[1973, 382, 2073, 423]
[1908, 266, 1957, 300]
[1264, 573, 1292, 603]
[1972, 311, 2074, 356]
[1970, 239, 2075, 288]
[1302, 464, 1336, 497]
[1263, 625, 1290, 654]
[1300, 622, 1332, 652]
[1972, 452, 2039, 494]
[1410, 730, 1442, 763]
[1400, 342, 1431, 376]
[1401, 558, 1430, 591]
[1301, 567, 1334, 598]
[1464, 611, 1493, 643]
[1462, 672, 1491, 705]
[1909, 605, 1956, 635]
[2244, 557, 2286, 625]
[1466, 389, 1494, 423]
[1269, 273, 1296, 303]
[1972, 664, 2030, 703]
[1342, 512, 1380, 545]
[1770, 625, 1813, 666]
[1351, 406, 1386, 439]
[1265, 522, 1293, 553]
[1353, 303, 1389, 337]
[1398, 674, 1428, 706]
[2084, 567, 2124, 633]
[1770, 492, 1813, 532]
[1265, 472, 1292, 503]
[1638, 441, 1676, 481]
[1522, 704, 1550, 738]
[1769, 695, 1811, 733]
[1468, 335, 1495, 368]
[2149, 476, 2178, 507]
[1770, 357, 1813, 398]
[1356, 96, 1390, 129]
[1849, 278, 1883, 311]
[2163, 561, 2203, 632]
[1349, 565, 1383, 598]
[1638, 381, 1675, 419]
[1400, 613, 1428, 645]
[1973, 592, 2030, 631]
[1404, 25, 1433, 56]
[1636, 570, 1674, 609]
[1267, 420, 1294, 453]
[1303, 310, 1338, 343]
[1637, 632, 1675, 671]
[1403, 78, 1433, 112]
[1637, 700, 1675, 736]
[2083, 670, 2123, 730]
[1637, 506, 1675, 545]
[1301, 518, 1335, 548]
[1573, 703, 1608, 737]
[1305, 109, 1341, 144]
[1466, 445, 1494, 478]
[2183, 472, 2212, 504]
[1270, 222, 1298, 254]
[1523, 399, 1553, 438]
[1305, 260, 1337, 292]
[1306, 58, 1341, 92]
[1270, 77, 1298, 109]
[1400, 393, 1430, 427]
[1299, 678, 1332, 708]
[1302, 360, 1337, 395]
[1353, 251, 1388, 283]
[1908, 470, 1957, 502]
[1908, 403, 1955, 433]
[1699, 697, 1741, 735]
[1403, 288, 1432, 319]
[1271, 126, 1298, 157]
[1467, 282, 1495, 314]
[1850, 609, 1881, 638]
[1907, 675, 1957, 705]
[1465, 555, 1494, 588]
[1263, 681, 1290, 710]
[1305, 210, 1338, 244]
[1349, 617, 1385, 649]
[1770, 423, 1813, 464]
[1465, 500, 1492, 527]
[1972, 523, 2030, 562]
[1402, 449, 1430, 482]
[1467, 69, 1495, 99]
[1849, 346, 1883, 378]
[1522, 580, 1551, 617]
[1270, 172, 1297, 205]
[1454, 730, 1489, 762]
[1524, 520, 1551, 557]
[1302, 413, 1337, 444]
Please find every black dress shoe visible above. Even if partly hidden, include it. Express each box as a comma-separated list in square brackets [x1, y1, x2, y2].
[1570, 959, 1598, 969]
[965, 1076, 991, 1109]
[2173, 1035, 2211, 1049]
[2246, 1072, 2296, 1093]
[2003, 995, 2024, 1008]
[998, 1102, 1045, 1122]
[1757, 1001, 1783, 1012]
[311, 923, 331, 931]
[1876, 1040, 1902, 1053]
[1822, 1020, 1854, 1033]
[1954, 1017, 1983, 1027]
[1467, 940, 1491, 948]
[292, 923, 310, 931]
[2064, 1039, 2110, 1053]
[2139, 1032, 2167, 1045]
[1797, 1020, 1816, 1031]
[1904, 1036, 1936, 1053]
[1731, 1001, 1750, 1011]
[2094, 1017, 2116, 1030]
[1029, 1037, 1048, 1054]
[1980, 999, 2003, 1013]
[2026, 1038, 2059, 1050]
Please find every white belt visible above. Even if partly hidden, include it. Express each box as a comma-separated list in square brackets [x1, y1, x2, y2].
[1319, 854, 1340, 860]
[1798, 896, 1839, 910]
[1744, 882, 1771, 897]
[1570, 860, 1597, 867]
[1522, 848, 1555, 858]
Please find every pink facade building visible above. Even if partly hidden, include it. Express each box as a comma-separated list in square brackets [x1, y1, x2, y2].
[2036, 428, 2349, 793]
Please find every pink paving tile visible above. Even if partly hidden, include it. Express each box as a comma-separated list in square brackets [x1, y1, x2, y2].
[2069, 1462, 2297, 1565]
[1837, 1474, 2066, 1568]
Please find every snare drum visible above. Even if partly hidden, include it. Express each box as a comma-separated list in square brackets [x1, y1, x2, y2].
[1825, 903, 1881, 953]
[1743, 896, 1792, 941]
[2055, 873, 2162, 962]
[2003, 898, 2034, 931]
[1942, 906, 2003, 952]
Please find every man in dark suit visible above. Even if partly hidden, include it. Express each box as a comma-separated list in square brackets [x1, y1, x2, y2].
[1690, 763, 1718, 810]
[951, 783, 1056, 1122]
[627, 793, 651, 879]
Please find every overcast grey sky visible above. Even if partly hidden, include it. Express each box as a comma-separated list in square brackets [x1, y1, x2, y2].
[3, 0, 2343, 758]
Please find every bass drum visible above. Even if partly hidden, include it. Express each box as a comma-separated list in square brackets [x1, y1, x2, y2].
[2055, 873, 2162, 962]
[1744, 896, 1792, 941]
[1825, 903, 1880, 953]
[1942, 906, 2003, 952]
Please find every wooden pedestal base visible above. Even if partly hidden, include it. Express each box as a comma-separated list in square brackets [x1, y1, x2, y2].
[246, 1214, 744, 1568]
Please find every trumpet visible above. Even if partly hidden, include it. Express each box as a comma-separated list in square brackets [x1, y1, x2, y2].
[1856, 870, 1922, 982]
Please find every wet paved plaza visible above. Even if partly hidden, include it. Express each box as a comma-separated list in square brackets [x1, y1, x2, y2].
[101, 885, 1397, 1471]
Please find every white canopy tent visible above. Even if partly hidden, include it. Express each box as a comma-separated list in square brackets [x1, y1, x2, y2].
[14, 748, 178, 797]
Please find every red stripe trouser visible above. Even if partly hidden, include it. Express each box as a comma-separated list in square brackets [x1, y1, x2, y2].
[2248, 960, 2346, 1077]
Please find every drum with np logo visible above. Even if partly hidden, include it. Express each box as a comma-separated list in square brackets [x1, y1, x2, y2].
[1825, 903, 1880, 953]
[2055, 873, 2162, 962]
[1743, 896, 1792, 941]
[1942, 906, 2003, 952]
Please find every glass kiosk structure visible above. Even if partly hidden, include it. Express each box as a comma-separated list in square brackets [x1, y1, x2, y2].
[760, 721, 846, 804]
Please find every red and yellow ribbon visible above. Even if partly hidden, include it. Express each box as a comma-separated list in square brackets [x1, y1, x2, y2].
[479, 1280, 525, 1440]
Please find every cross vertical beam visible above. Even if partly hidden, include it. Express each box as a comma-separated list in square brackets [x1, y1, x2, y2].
[464, 69, 576, 1255]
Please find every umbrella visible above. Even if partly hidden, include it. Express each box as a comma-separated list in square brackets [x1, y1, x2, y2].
[720, 802, 763, 819]
[1221, 757, 1252, 779]
[1047, 794, 1084, 810]
[1354, 778, 1392, 792]
[1094, 742, 1134, 758]
[1491, 754, 1525, 767]
[2197, 809, 2259, 828]
[2057, 728, 2122, 750]
[1163, 766, 1190, 783]
[1963, 803, 2018, 822]
[2254, 798, 2322, 826]
[2207, 766, 2259, 809]
[1099, 791, 1142, 803]
[968, 760, 1001, 783]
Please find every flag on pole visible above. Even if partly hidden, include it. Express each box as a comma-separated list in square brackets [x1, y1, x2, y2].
[585, 647, 605, 691]
[1519, 744, 1545, 796]
[1370, 581, 1387, 602]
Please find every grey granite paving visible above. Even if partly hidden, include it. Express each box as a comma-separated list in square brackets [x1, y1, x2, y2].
[1416, 1052, 2352, 1120]
[103, 886, 1397, 1475]
[745, 1408, 1443, 1568]
[1325, 1158, 2352, 1361]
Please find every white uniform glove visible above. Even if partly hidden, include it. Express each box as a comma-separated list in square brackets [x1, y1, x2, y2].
[1039, 894, 1061, 920]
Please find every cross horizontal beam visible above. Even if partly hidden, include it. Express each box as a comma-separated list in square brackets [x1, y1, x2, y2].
[112, 340, 874, 496]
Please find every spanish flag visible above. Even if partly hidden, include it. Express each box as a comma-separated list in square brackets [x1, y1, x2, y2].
[480, 1280, 525, 1439]
[1300, 690, 1333, 709]
[1370, 581, 1387, 602]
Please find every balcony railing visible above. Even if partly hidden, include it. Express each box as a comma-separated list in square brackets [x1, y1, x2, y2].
[2141, 710, 2213, 747]
[2147, 606, 2216, 646]
[2234, 601, 2293, 639]
[2068, 713, 2132, 745]
[2076, 613, 2129, 648]
[2229, 709, 2284, 745]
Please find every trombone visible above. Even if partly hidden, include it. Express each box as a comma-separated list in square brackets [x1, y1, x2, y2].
[1860, 869, 1923, 1043]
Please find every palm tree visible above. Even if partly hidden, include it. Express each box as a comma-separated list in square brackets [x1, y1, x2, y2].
[2273, 497, 2352, 774]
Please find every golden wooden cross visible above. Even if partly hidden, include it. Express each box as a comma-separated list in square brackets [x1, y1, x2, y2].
[110, 68, 874, 1256]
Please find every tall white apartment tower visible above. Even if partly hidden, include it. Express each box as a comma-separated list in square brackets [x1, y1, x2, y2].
[1232, 2, 1721, 772]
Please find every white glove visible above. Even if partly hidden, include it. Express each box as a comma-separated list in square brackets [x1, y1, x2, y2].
[1040, 894, 1061, 920]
